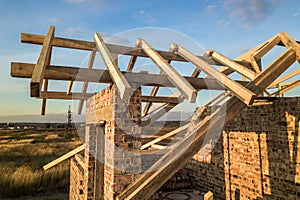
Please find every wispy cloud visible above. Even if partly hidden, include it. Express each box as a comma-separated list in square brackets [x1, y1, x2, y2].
[205, 5, 216, 13]
[132, 10, 156, 24]
[64, 0, 89, 4]
[294, 11, 299, 17]
[221, 0, 280, 28]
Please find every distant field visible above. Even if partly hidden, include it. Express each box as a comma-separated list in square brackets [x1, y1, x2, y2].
[0, 128, 82, 199]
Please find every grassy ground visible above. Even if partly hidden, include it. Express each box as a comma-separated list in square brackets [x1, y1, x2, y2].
[0, 128, 82, 199]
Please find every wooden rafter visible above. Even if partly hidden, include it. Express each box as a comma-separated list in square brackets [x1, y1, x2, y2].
[138, 38, 197, 103]
[280, 32, 300, 62]
[94, 33, 132, 101]
[30, 26, 55, 97]
[12, 62, 250, 90]
[172, 43, 256, 105]
[78, 50, 96, 114]
[117, 46, 297, 200]
[270, 80, 300, 97]
[269, 69, 300, 88]
[40, 92, 94, 100]
[206, 50, 256, 80]
[43, 144, 85, 170]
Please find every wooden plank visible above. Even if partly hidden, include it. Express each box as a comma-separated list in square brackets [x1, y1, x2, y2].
[40, 91, 94, 100]
[74, 153, 85, 170]
[78, 50, 96, 114]
[207, 50, 256, 80]
[279, 32, 300, 62]
[269, 69, 300, 88]
[140, 96, 183, 104]
[30, 26, 55, 97]
[270, 80, 300, 97]
[41, 79, 49, 115]
[41, 46, 53, 116]
[204, 191, 213, 200]
[67, 80, 73, 95]
[43, 144, 85, 170]
[21, 33, 222, 65]
[173, 43, 256, 105]
[141, 103, 178, 126]
[116, 47, 296, 200]
[94, 33, 132, 101]
[151, 144, 167, 150]
[141, 123, 189, 150]
[139, 39, 197, 103]
[253, 35, 281, 59]
[11, 62, 250, 90]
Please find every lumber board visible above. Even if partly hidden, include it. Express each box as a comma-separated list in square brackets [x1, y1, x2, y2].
[30, 26, 54, 97]
[94, 33, 132, 101]
[43, 144, 85, 170]
[141, 123, 189, 150]
[78, 50, 96, 114]
[21, 33, 254, 66]
[41, 79, 49, 115]
[116, 46, 296, 200]
[269, 69, 300, 88]
[140, 96, 183, 104]
[207, 50, 256, 80]
[279, 32, 300, 62]
[74, 153, 85, 170]
[270, 80, 300, 97]
[11, 62, 250, 91]
[40, 91, 94, 100]
[139, 39, 197, 103]
[173, 43, 256, 105]
[253, 35, 281, 59]
[67, 80, 73, 95]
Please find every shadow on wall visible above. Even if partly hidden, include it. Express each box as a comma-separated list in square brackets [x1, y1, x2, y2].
[186, 98, 300, 200]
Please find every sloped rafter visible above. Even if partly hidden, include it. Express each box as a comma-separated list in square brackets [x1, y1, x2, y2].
[78, 50, 96, 114]
[280, 32, 300, 63]
[172, 43, 256, 105]
[206, 49, 256, 80]
[30, 26, 55, 98]
[270, 80, 300, 97]
[94, 33, 132, 101]
[138, 38, 197, 103]
[117, 47, 297, 200]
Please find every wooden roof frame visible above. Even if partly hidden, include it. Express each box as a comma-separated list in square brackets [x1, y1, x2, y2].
[10, 26, 300, 119]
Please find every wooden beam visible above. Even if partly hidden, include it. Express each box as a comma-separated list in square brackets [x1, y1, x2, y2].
[279, 32, 300, 63]
[78, 50, 96, 114]
[141, 103, 178, 126]
[41, 79, 49, 115]
[139, 39, 197, 103]
[94, 33, 132, 101]
[253, 35, 281, 60]
[11, 62, 250, 90]
[30, 26, 55, 97]
[141, 123, 189, 150]
[67, 80, 73, 95]
[269, 69, 300, 88]
[206, 50, 256, 80]
[270, 80, 300, 97]
[21, 33, 223, 65]
[40, 91, 94, 100]
[173, 43, 256, 105]
[41, 45, 53, 116]
[43, 144, 85, 170]
[140, 96, 183, 104]
[116, 46, 296, 200]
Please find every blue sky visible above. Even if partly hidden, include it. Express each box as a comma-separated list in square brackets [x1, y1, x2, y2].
[0, 0, 299, 119]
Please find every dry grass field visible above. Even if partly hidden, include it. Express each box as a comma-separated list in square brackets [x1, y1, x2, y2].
[0, 128, 82, 199]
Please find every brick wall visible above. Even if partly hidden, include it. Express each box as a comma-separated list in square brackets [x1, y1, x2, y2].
[85, 85, 142, 200]
[186, 97, 300, 199]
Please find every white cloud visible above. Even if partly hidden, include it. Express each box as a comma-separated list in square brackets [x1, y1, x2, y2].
[221, 0, 280, 28]
[49, 18, 61, 24]
[132, 10, 156, 24]
[64, 0, 88, 3]
[205, 5, 216, 13]
[62, 26, 84, 37]
[294, 12, 299, 17]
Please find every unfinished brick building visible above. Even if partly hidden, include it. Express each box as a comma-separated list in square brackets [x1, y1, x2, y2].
[11, 26, 300, 199]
